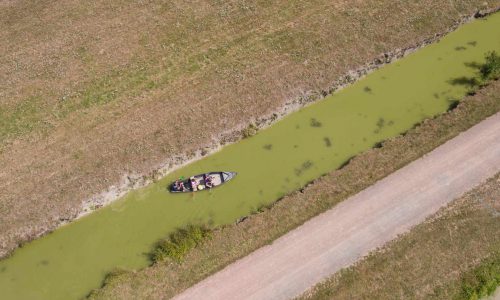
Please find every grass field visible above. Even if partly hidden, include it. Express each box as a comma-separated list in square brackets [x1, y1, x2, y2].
[299, 173, 500, 300]
[87, 78, 500, 299]
[0, 0, 497, 259]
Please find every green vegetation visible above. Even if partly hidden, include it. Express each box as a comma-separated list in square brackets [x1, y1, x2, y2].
[241, 123, 258, 138]
[59, 67, 154, 116]
[100, 268, 129, 287]
[480, 51, 500, 80]
[151, 225, 211, 263]
[456, 252, 500, 300]
[454, 51, 500, 98]
[0, 96, 45, 142]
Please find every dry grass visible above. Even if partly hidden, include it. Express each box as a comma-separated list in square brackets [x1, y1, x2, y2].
[87, 79, 500, 299]
[0, 0, 496, 258]
[299, 173, 500, 300]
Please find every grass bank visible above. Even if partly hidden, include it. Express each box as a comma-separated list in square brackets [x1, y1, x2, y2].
[88, 80, 500, 299]
[299, 173, 500, 300]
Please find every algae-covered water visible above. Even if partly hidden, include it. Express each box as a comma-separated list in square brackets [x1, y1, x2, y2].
[1, 13, 500, 300]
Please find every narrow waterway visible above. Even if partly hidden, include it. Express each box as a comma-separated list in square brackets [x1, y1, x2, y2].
[1, 13, 499, 300]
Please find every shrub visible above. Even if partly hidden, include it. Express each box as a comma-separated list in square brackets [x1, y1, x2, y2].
[151, 225, 211, 263]
[242, 123, 258, 138]
[480, 51, 500, 81]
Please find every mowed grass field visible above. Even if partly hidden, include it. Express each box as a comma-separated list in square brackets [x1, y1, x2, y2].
[88, 78, 500, 299]
[0, 0, 496, 256]
[300, 172, 500, 300]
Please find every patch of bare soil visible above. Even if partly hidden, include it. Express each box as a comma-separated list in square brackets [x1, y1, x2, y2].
[0, 0, 497, 258]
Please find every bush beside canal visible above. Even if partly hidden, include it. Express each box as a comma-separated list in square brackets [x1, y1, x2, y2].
[151, 225, 211, 263]
[480, 51, 500, 81]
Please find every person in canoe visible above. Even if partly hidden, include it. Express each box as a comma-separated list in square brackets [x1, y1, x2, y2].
[190, 177, 198, 191]
[172, 178, 187, 192]
[173, 179, 181, 191]
[205, 174, 213, 188]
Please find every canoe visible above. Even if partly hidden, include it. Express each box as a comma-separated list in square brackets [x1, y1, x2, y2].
[169, 171, 237, 193]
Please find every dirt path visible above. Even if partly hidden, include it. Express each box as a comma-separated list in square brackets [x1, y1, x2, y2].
[173, 112, 500, 300]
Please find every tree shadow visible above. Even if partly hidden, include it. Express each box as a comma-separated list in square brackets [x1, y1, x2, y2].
[467, 41, 477, 47]
[464, 61, 482, 70]
[448, 76, 478, 88]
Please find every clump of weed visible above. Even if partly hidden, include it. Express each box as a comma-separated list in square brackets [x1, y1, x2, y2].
[448, 100, 460, 112]
[102, 268, 129, 286]
[323, 137, 332, 147]
[294, 160, 314, 176]
[242, 123, 258, 138]
[480, 51, 500, 81]
[456, 252, 500, 300]
[86, 268, 130, 298]
[310, 118, 322, 127]
[200, 148, 209, 156]
[151, 225, 211, 263]
[374, 117, 386, 133]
